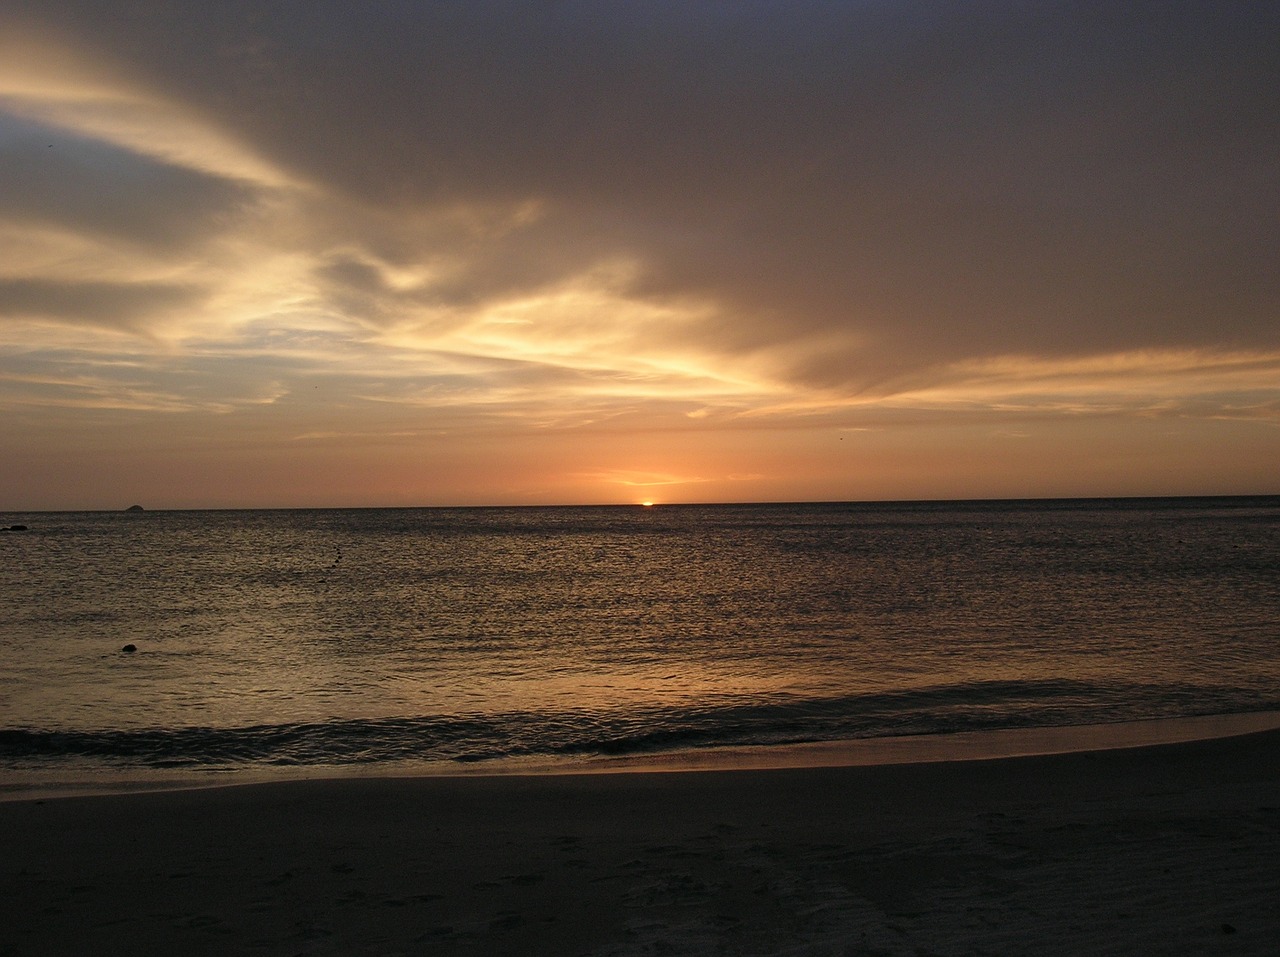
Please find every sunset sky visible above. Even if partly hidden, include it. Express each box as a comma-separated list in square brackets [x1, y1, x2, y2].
[1, 1, 1276, 509]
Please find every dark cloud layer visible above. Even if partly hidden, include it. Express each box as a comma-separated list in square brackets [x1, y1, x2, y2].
[0, 114, 256, 250]
[4, 0, 1278, 394]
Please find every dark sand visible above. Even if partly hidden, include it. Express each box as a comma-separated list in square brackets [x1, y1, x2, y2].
[4, 728, 1280, 955]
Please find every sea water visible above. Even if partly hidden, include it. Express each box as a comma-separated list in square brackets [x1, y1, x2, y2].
[2, 498, 1278, 787]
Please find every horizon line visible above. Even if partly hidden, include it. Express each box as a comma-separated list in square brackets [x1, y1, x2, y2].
[5, 492, 1279, 515]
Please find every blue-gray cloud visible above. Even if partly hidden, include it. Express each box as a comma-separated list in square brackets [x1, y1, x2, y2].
[0, 113, 257, 250]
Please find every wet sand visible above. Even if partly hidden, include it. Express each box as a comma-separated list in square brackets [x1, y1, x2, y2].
[4, 727, 1279, 955]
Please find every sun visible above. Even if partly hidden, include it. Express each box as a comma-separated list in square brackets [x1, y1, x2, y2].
[641, 501, 654, 507]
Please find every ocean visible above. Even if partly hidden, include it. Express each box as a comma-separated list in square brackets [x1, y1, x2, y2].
[2, 498, 1278, 791]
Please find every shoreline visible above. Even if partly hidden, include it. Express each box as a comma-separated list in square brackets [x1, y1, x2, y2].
[4, 723, 1279, 954]
[5, 708, 1280, 803]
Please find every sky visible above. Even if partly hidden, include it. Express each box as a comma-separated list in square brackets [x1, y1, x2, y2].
[1, 1, 1277, 509]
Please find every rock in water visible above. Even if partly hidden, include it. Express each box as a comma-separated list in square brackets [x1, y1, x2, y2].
[121, 644, 137, 653]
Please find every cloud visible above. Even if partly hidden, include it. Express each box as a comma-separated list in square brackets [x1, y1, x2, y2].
[0, 1, 1277, 506]
[8, 4, 1277, 365]
[0, 277, 200, 333]
[0, 114, 261, 251]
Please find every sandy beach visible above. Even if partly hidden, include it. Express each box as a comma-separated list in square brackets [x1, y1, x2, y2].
[4, 727, 1279, 956]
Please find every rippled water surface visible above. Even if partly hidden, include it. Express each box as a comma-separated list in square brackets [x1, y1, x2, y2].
[2, 498, 1278, 777]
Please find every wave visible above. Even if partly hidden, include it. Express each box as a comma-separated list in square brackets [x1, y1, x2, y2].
[4, 678, 1274, 772]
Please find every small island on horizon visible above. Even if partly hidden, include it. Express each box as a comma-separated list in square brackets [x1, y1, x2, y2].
[125, 505, 144, 512]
